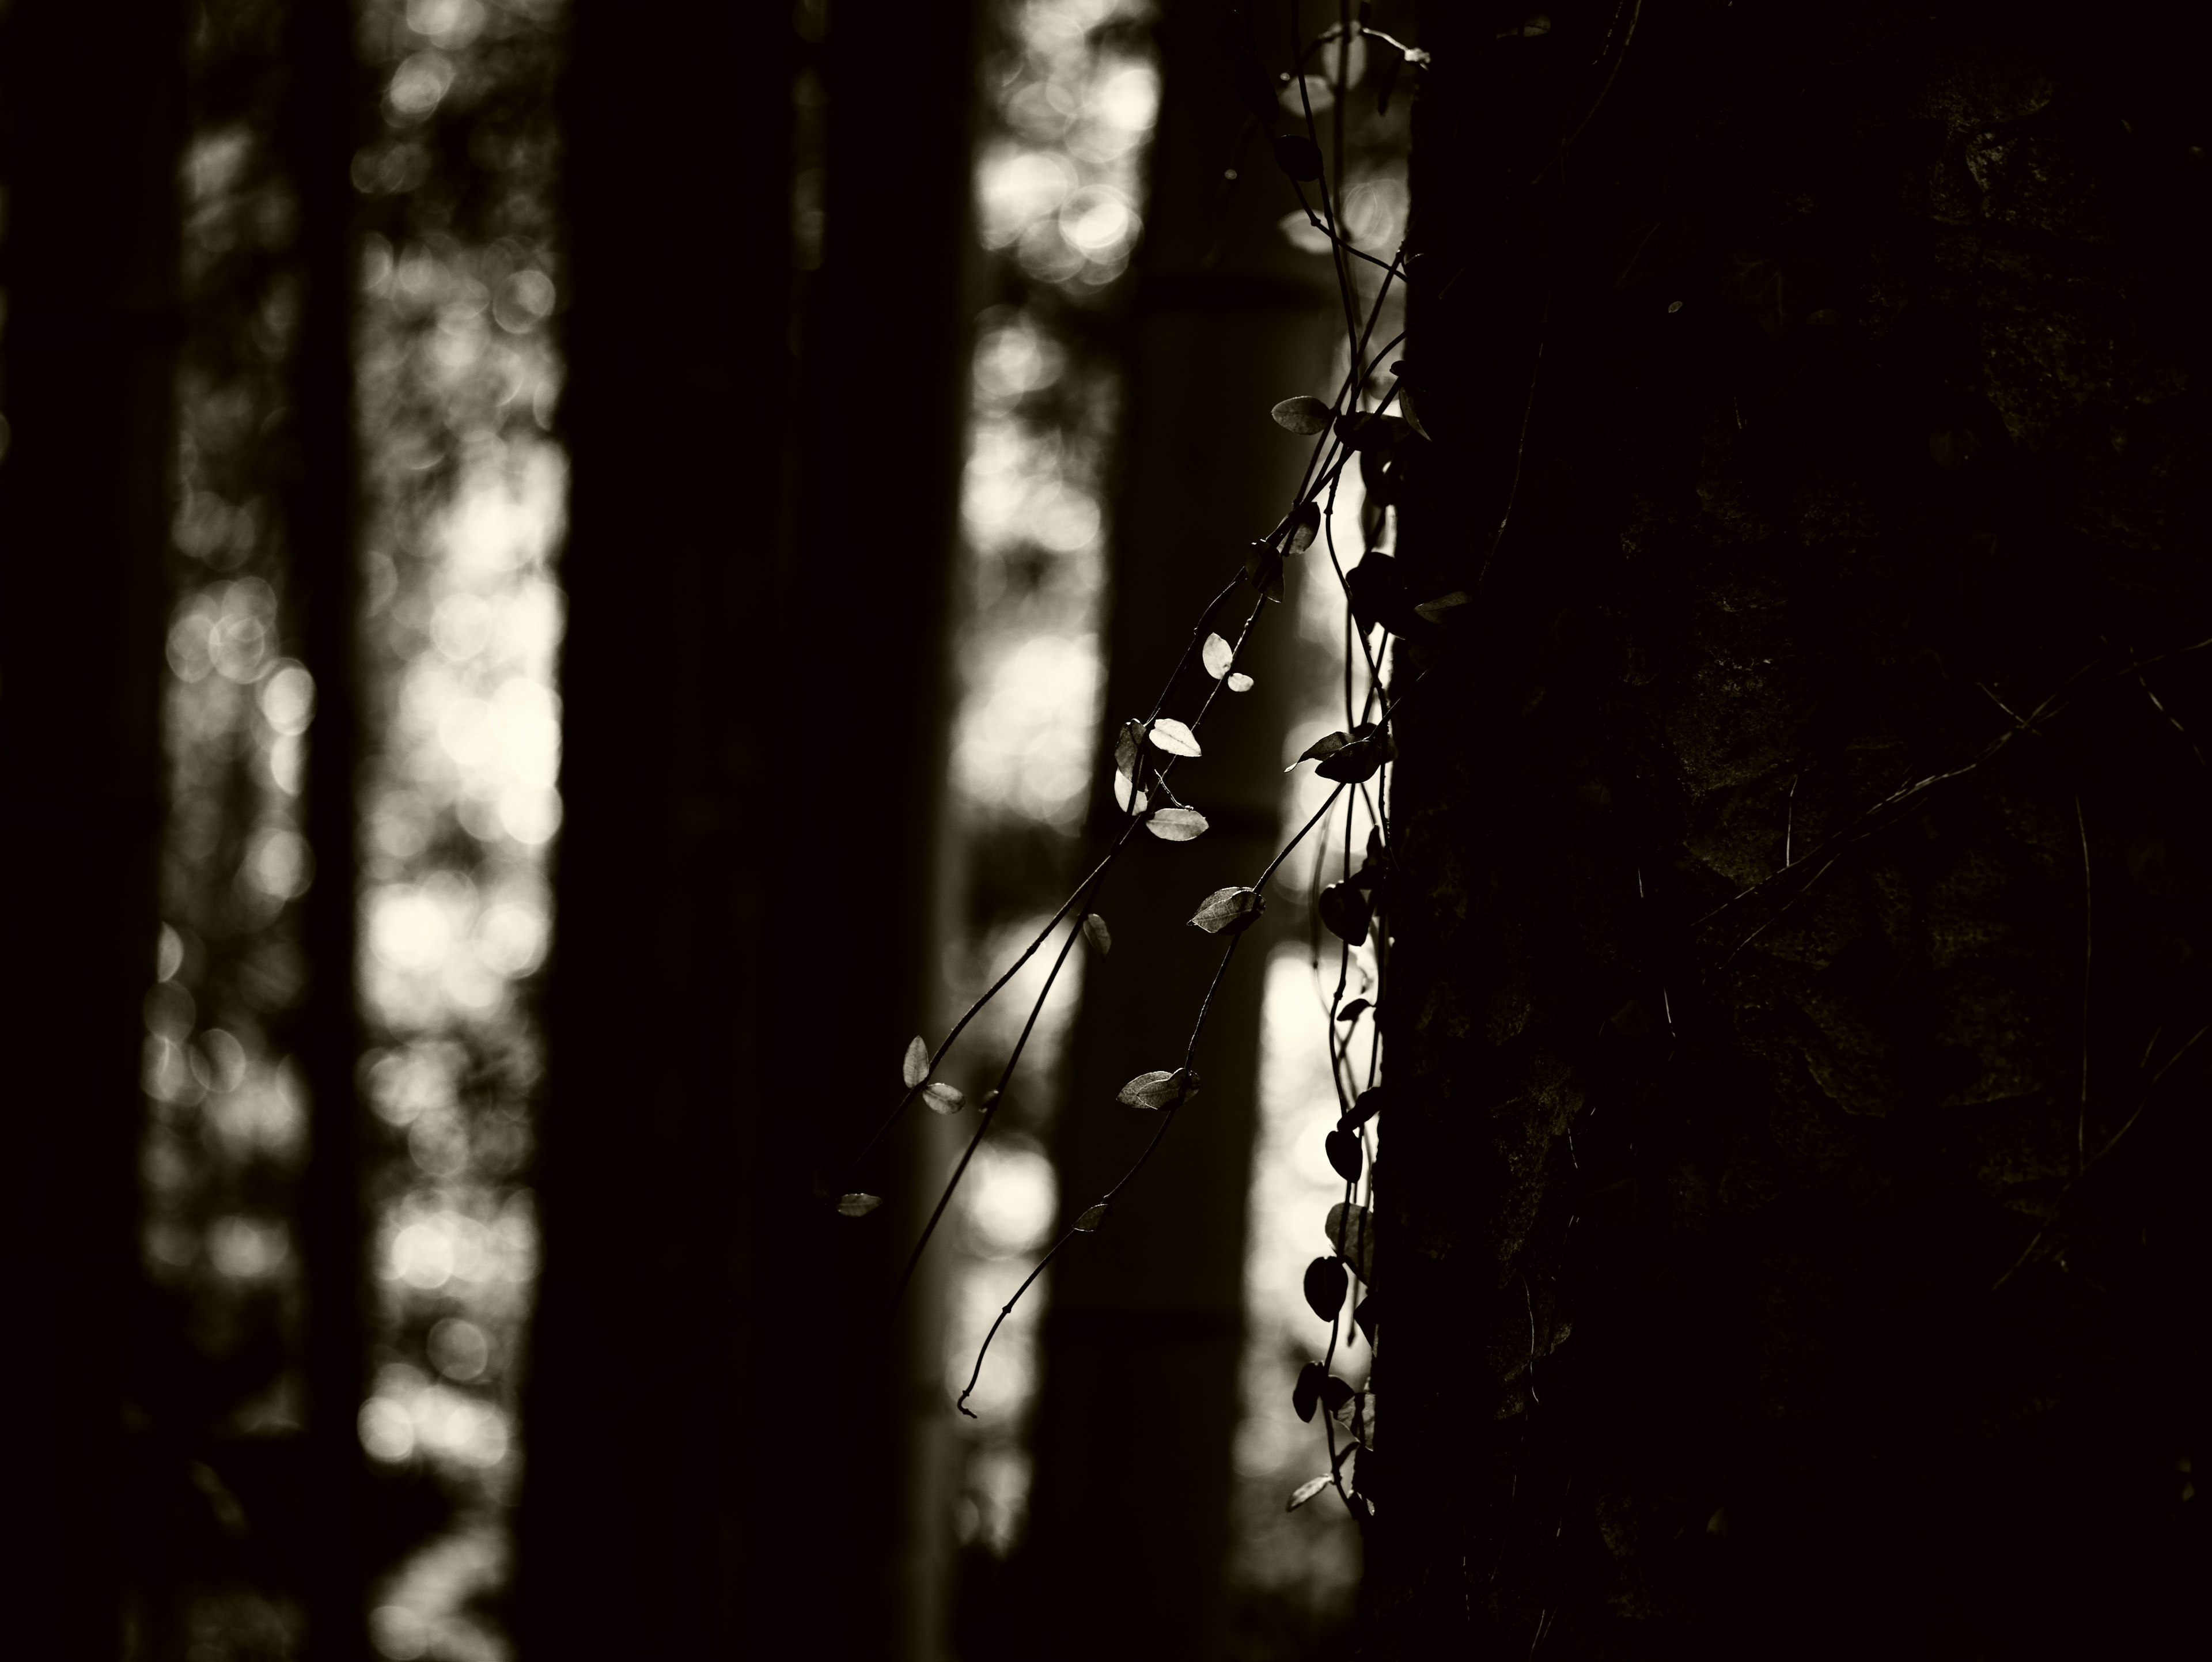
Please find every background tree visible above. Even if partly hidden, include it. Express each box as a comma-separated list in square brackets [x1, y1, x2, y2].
[1372, 1, 2210, 1652]
[520, 0, 973, 1654]
[1007, 5, 1332, 1659]
[0, 3, 185, 1653]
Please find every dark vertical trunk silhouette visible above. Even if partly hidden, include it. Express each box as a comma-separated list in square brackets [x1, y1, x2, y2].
[522, 0, 970, 1653]
[287, 3, 369, 1656]
[1012, 5, 1332, 1656]
[1370, 2, 2211, 1652]
[0, 3, 184, 1656]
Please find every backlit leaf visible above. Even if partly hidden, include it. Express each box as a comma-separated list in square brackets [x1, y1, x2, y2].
[1336, 997, 1370, 1023]
[1112, 768, 1149, 815]
[838, 1193, 882, 1217]
[1318, 881, 1372, 946]
[1146, 807, 1210, 842]
[1293, 1360, 1327, 1422]
[1304, 1255, 1349, 1322]
[1341, 1085, 1384, 1130]
[1117, 1067, 1196, 1110]
[902, 1036, 929, 1088]
[1325, 1127, 1363, 1183]
[1287, 501, 1321, 555]
[1287, 1473, 1334, 1512]
[1081, 914, 1112, 955]
[1270, 395, 1332, 436]
[1353, 1294, 1377, 1346]
[1189, 885, 1264, 935]
[1332, 1390, 1375, 1444]
[1396, 377, 1430, 440]
[1227, 672, 1255, 692]
[1289, 730, 1350, 771]
[1149, 717, 1203, 758]
[1414, 589, 1470, 624]
[1325, 1202, 1374, 1284]
[1272, 133, 1323, 181]
[1315, 737, 1383, 784]
[1244, 541, 1286, 603]
[923, 1081, 965, 1114]
[1202, 632, 1236, 678]
[1074, 1202, 1110, 1232]
[1114, 718, 1143, 778]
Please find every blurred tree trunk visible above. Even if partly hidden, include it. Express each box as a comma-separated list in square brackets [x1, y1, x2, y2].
[0, 3, 184, 1656]
[287, 0, 370, 1654]
[1011, 5, 1332, 1658]
[521, 1, 970, 1656]
[1370, 1, 2211, 1652]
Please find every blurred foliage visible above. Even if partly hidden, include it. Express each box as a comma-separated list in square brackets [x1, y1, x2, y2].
[141, 2, 563, 1657]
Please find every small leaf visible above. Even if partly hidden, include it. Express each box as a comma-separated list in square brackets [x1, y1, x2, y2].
[1414, 590, 1471, 624]
[1272, 133, 1323, 181]
[1227, 671, 1255, 692]
[1353, 1294, 1377, 1345]
[1286, 501, 1321, 555]
[1114, 718, 1143, 779]
[923, 1081, 965, 1114]
[1336, 997, 1370, 1023]
[1293, 1360, 1327, 1422]
[1244, 542, 1286, 603]
[1287, 1473, 1335, 1512]
[1112, 768, 1150, 815]
[1290, 730, 1351, 770]
[1315, 737, 1384, 784]
[1332, 1390, 1374, 1443]
[1117, 1067, 1196, 1110]
[902, 1036, 930, 1088]
[1325, 1126, 1364, 1183]
[838, 1193, 882, 1217]
[1325, 1202, 1374, 1284]
[1149, 717, 1203, 758]
[1202, 631, 1236, 678]
[1145, 807, 1210, 842]
[1318, 881, 1372, 947]
[1342, 1085, 1385, 1130]
[1304, 1255, 1349, 1322]
[1321, 1375, 1355, 1415]
[1074, 1201, 1110, 1232]
[1081, 914, 1112, 955]
[1335, 411, 1410, 454]
[1270, 395, 1332, 436]
[1396, 377, 1430, 440]
[1189, 885, 1265, 935]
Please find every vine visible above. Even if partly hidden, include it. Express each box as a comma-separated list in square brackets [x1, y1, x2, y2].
[828, 2, 1436, 1528]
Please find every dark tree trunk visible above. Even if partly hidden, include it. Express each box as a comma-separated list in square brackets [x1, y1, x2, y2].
[521, 0, 970, 1653]
[1372, 2, 2211, 1653]
[287, 1, 370, 1653]
[0, 3, 185, 1655]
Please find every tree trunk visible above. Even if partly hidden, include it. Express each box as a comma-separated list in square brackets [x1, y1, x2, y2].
[521, 0, 971, 1653]
[288, 0, 370, 1652]
[1372, 2, 2210, 1652]
[0, 4, 184, 1655]
[1014, 5, 1334, 1657]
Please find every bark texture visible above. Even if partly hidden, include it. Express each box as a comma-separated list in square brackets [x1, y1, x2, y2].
[1371, 3, 2210, 1653]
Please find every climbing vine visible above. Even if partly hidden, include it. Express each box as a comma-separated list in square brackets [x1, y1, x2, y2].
[826, 2, 1441, 1530]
